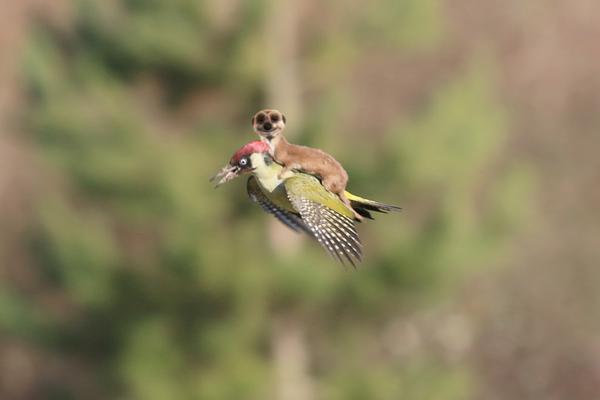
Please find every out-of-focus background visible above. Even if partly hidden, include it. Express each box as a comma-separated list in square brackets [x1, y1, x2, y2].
[1, 0, 599, 399]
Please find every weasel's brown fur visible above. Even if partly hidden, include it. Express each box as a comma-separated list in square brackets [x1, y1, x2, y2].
[252, 109, 362, 221]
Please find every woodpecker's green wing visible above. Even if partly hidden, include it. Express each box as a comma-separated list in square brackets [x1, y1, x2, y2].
[284, 175, 362, 266]
[246, 176, 311, 235]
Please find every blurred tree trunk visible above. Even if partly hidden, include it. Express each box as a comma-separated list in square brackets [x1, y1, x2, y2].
[265, 2, 314, 400]
[265, 0, 304, 255]
[0, 0, 63, 279]
[273, 317, 314, 400]
[0, 2, 70, 397]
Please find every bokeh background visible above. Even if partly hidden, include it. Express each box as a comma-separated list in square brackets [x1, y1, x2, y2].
[1, 1, 599, 399]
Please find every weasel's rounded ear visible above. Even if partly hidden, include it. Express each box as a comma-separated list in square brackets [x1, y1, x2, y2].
[251, 115, 256, 125]
[282, 114, 287, 124]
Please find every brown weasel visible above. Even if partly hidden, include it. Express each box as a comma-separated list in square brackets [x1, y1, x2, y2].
[251, 109, 363, 221]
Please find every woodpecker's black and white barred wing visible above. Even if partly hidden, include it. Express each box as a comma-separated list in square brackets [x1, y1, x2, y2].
[285, 185, 362, 267]
[246, 177, 311, 235]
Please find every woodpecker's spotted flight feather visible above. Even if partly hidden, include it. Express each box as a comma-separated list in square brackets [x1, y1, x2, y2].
[287, 194, 362, 267]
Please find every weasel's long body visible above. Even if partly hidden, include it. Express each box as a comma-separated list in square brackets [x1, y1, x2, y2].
[252, 109, 361, 220]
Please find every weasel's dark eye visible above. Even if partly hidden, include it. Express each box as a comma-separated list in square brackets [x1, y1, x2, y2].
[271, 114, 280, 122]
[239, 158, 249, 167]
[256, 114, 265, 124]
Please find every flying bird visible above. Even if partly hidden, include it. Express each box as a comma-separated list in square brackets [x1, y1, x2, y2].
[211, 141, 400, 266]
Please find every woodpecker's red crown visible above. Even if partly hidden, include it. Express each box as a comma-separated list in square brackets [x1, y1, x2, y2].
[230, 140, 270, 165]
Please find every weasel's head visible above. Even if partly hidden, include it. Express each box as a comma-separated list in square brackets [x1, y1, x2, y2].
[252, 109, 286, 140]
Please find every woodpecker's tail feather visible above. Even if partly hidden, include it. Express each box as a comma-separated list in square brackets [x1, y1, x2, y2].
[345, 192, 402, 220]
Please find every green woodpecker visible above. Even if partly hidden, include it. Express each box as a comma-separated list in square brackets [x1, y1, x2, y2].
[211, 141, 401, 266]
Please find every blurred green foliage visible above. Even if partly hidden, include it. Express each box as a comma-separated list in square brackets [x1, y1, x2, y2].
[5, 0, 532, 398]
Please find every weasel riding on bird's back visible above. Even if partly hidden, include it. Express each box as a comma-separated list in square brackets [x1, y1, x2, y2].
[251, 109, 364, 221]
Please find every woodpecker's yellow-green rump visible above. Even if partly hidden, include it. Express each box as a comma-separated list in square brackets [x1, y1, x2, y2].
[211, 141, 401, 265]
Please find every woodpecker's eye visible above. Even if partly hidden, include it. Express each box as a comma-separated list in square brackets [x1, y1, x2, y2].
[256, 114, 265, 124]
[271, 113, 280, 122]
[239, 158, 249, 167]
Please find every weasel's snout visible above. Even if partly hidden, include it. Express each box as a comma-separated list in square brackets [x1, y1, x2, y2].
[263, 122, 273, 131]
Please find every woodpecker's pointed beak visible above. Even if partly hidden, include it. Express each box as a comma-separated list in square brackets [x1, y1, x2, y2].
[210, 163, 241, 187]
